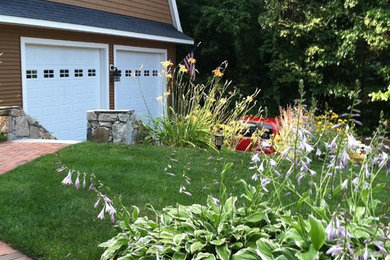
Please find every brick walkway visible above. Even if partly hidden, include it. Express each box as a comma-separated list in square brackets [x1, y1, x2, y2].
[0, 141, 68, 175]
[0, 242, 31, 260]
[0, 140, 73, 259]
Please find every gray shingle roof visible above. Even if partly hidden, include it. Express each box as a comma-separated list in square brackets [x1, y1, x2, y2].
[0, 0, 193, 43]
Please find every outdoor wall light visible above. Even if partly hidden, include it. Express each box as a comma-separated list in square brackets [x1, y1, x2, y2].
[110, 64, 121, 82]
[215, 128, 224, 151]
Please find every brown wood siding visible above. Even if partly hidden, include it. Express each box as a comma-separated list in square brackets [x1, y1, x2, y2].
[46, 0, 172, 24]
[0, 24, 176, 109]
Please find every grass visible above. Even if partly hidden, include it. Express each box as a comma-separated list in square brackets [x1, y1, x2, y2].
[0, 142, 253, 260]
[0, 142, 388, 259]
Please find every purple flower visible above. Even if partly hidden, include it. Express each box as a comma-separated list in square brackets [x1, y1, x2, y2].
[316, 148, 322, 157]
[251, 153, 261, 163]
[97, 207, 105, 220]
[285, 165, 293, 179]
[379, 152, 388, 168]
[260, 178, 271, 193]
[341, 149, 350, 166]
[211, 197, 220, 207]
[61, 171, 73, 185]
[75, 172, 80, 190]
[179, 186, 192, 196]
[105, 202, 116, 215]
[341, 179, 348, 190]
[363, 246, 369, 260]
[56, 166, 65, 173]
[330, 136, 338, 150]
[258, 162, 264, 173]
[347, 134, 358, 149]
[353, 119, 363, 126]
[82, 175, 86, 189]
[252, 173, 259, 181]
[301, 140, 314, 153]
[297, 173, 305, 186]
[326, 244, 344, 256]
[281, 148, 290, 159]
[270, 159, 277, 168]
[332, 123, 343, 129]
[110, 214, 115, 223]
[89, 183, 94, 191]
[273, 169, 281, 176]
[373, 241, 387, 254]
[325, 220, 335, 241]
[94, 199, 100, 209]
[301, 161, 308, 172]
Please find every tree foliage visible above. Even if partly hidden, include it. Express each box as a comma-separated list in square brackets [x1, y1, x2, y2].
[177, 0, 390, 129]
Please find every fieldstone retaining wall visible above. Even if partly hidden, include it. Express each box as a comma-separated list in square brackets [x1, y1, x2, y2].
[87, 110, 142, 145]
[0, 106, 56, 140]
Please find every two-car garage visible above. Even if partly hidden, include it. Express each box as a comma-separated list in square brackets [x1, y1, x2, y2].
[21, 38, 166, 140]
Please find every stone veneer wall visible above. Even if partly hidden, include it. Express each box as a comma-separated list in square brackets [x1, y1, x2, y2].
[0, 106, 56, 140]
[87, 110, 142, 145]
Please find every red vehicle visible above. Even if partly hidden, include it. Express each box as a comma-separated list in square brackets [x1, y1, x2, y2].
[235, 116, 279, 154]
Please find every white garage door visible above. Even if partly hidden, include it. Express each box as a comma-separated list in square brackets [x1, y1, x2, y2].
[115, 48, 165, 119]
[24, 43, 106, 140]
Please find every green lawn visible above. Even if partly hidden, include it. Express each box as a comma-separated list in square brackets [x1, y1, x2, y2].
[0, 142, 253, 260]
[0, 142, 388, 260]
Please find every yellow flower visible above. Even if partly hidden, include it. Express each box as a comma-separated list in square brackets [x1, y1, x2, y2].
[212, 68, 223, 77]
[220, 98, 227, 105]
[188, 58, 196, 64]
[161, 60, 173, 68]
[166, 73, 172, 79]
[156, 96, 163, 101]
[179, 64, 188, 73]
[164, 92, 171, 96]
[246, 96, 253, 102]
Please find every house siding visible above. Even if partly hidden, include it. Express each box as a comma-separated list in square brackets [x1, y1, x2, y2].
[45, 0, 173, 24]
[0, 24, 176, 109]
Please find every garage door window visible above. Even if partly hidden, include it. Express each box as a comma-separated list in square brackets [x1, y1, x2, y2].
[75, 69, 83, 77]
[44, 70, 54, 78]
[153, 70, 158, 76]
[60, 69, 69, 78]
[26, 70, 38, 79]
[125, 70, 132, 77]
[88, 69, 96, 77]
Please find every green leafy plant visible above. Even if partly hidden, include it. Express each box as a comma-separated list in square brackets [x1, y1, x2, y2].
[146, 61, 259, 150]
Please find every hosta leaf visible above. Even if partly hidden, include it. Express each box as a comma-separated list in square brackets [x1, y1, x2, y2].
[139, 256, 155, 260]
[173, 234, 185, 246]
[231, 242, 244, 250]
[245, 212, 266, 223]
[132, 206, 139, 221]
[296, 245, 319, 260]
[194, 252, 216, 260]
[232, 248, 260, 260]
[308, 215, 325, 251]
[281, 229, 305, 248]
[223, 196, 236, 214]
[191, 241, 206, 254]
[216, 244, 231, 260]
[172, 252, 187, 260]
[210, 238, 226, 246]
[256, 238, 277, 260]
[360, 189, 369, 203]
[273, 248, 297, 260]
[372, 183, 386, 193]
